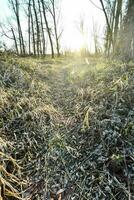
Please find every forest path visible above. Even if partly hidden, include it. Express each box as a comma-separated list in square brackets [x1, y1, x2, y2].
[42, 58, 83, 118]
[49, 65, 77, 117]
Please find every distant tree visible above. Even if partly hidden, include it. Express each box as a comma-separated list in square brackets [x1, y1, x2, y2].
[11, 27, 19, 54]
[28, 0, 31, 55]
[24, 0, 36, 55]
[41, 0, 54, 58]
[8, 0, 25, 55]
[92, 20, 101, 54]
[46, 0, 61, 56]
[99, 0, 123, 56]
[0, 0, 63, 57]
[31, 8, 36, 56]
[38, 0, 46, 56]
[99, 0, 113, 55]
[32, 0, 40, 56]
[76, 15, 89, 55]
[0, 22, 19, 55]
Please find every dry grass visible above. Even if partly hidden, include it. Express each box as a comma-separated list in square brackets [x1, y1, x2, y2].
[0, 56, 134, 199]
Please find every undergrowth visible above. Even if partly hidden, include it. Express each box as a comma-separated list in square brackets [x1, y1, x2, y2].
[0, 57, 133, 199]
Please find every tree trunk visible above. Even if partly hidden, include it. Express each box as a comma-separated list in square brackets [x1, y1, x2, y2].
[11, 27, 19, 54]
[31, 9, 36, 56]
[32, 0, 40, 56]
[113, 0, 122, 53]
[52, 0, 60, 56]
[38, 0, 46, 56]
[41, 0, 54, 58]
[28, 0, 31, 55]
[120, 0, 134, 60]
[99, 0, 113, 56]
[9, 0, 25, 55]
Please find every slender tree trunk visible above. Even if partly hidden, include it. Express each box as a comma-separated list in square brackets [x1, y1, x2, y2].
[28, 0, 31, 55]
[38, 0, 46, 56]
[11, 27, 19, 54]
[99, 0, 113, 55]
[52, 0, 60, 56]
[16, 1, 25, 54]
[31, 9, 36, 56]
[32, 0, 40, 56]
[41, 0, 54, 58]
[10, 0, 25, 55]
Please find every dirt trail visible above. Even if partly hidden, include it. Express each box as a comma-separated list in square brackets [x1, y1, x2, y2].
[46, 62, 78, 118]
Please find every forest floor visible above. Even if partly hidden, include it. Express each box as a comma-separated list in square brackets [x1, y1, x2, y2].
[0, 55, 134, 200]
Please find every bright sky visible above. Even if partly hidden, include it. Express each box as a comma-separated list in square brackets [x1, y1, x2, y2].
[0, 0, 106, 52]
[61, 0, 105, 52]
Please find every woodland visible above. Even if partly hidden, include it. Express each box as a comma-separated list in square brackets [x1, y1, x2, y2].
[0, 0, 134, 199]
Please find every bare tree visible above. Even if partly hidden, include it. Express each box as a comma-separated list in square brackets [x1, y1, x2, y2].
[76, 15, 89, 55]
[47, 0, 60, 56]
[31, 8, 36, 56]
[41, 0, 54, 58]
[0, 23, 19, 54]
[11, 27, 19, 54]
[38, 0, 46, 56]
[99, 0, 123, 56]
[8, 0, 25, 55]
[0, 0, 63, 57]
[99, 0, 113, 55]
[32, 0, 40, 56]
[92, 20, 100, 54]
[28, 0, 31, 55]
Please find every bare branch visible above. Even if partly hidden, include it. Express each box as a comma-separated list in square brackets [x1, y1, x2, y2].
[88, 0, 103, 11]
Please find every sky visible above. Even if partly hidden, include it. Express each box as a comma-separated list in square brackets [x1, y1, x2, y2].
[0, 0, 106, 52]
[61, 0, 106, 52]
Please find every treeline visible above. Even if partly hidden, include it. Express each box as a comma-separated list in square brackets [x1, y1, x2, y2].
[1, 0, 134, 60]
[1, 0, 61, 57]
[100, 0, 134, 60]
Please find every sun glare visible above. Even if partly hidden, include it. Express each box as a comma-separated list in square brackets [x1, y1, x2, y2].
[63, 31, 85, 51]
[61, 0, 105, 52]
[61, 0, 86, 51]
